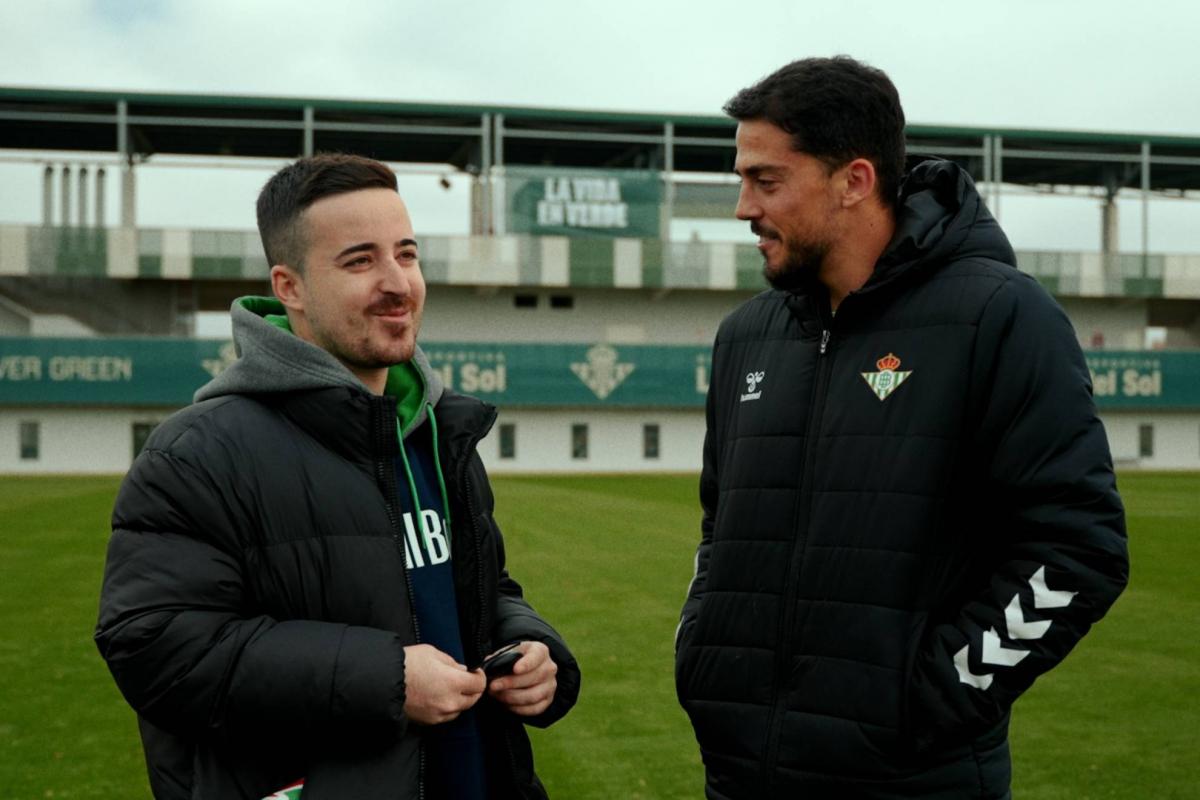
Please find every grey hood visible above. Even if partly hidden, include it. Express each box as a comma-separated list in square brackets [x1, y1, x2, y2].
[194, 297, 444, 428]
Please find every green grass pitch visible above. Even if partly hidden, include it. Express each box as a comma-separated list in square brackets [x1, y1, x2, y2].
[0, 472, 1195, 798]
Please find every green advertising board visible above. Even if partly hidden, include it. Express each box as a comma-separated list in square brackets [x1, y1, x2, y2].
[0, 338, 232, 406]
[2, 338, 1198, 411]
[1084, 352, 1200, 409]
[0, 338, 710, 408]
[504, 166, 662, 238]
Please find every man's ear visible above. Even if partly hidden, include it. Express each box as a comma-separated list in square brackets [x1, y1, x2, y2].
[841, 158, 879, 209]
[271, 264, 304, 312]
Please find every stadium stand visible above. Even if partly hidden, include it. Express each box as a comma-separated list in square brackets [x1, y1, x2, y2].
[2, 88, 1199, 471]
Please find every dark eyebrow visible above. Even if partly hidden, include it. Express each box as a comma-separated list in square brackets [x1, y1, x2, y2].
[734, 165, 778, 179]
[335, 242, 374, 260]
[334, 239, 419, 260]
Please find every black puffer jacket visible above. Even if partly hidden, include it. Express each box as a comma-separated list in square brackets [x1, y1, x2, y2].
[675, 160, 1128, 799]
[96, 299, 580, 800]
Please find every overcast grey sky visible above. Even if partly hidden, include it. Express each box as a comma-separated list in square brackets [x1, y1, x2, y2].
[3, 0, 1197, 134]
[1, 0, 1198, 248]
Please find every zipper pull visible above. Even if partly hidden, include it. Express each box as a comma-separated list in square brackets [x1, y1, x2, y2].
[819, 329, 831, 355]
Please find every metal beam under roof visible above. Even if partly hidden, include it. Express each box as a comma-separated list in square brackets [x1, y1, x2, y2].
[3, 86, 1200, 192]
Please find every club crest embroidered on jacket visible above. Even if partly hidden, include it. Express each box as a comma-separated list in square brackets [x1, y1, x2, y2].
[861, 353, 912, 401]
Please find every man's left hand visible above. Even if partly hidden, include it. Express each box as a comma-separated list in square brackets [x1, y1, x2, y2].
[486, 641, 557, 717]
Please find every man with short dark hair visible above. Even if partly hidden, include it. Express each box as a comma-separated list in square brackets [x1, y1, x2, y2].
[97, 153, 580, 800]
[675, 56, 1128, 798]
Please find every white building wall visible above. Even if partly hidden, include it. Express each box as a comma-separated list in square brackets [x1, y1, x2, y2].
[5, 406, 1196, 475]
[1164, 254, 1200, 299]
[477, 408, 706, 474]
[1057, 297, 1150, 350]
[421, 286, 752, 345]
[1101, 411, 1200, 470]
[0, 407, 172, 474]
[0, 406, 709, 475]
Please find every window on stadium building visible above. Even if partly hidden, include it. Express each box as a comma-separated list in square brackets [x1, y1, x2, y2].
[643, 423, 660, 460]
[571, 424, 588, 460]
[499, 423, 516, 460]
[132, 422, 159, 459]
[1138, 423, 1154, 458]
[19, 420, 39, 461]
[549, 294, 574, 309]
[514, 293, 538, 308]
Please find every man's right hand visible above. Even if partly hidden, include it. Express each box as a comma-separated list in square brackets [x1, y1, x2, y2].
[402, 644, 486, 725]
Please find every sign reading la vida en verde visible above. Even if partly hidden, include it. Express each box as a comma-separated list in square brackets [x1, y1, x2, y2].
[505, 167, 662, 238]
[2, 338, 1198, 410]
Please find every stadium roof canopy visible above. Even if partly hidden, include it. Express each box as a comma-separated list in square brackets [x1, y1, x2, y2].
[3, 86, 1200, 194]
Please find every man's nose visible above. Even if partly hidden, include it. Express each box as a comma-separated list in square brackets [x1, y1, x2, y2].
[734, 184, 759, 221]
[379, 254, 410, 294]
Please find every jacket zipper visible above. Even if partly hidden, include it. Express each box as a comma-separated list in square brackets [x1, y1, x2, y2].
[375, 404, 425, 800]
[761, 320, 836, 794]
[456, 444, 490, 668]
[456, 420, 523, 792]
[375, 415, 423, 649]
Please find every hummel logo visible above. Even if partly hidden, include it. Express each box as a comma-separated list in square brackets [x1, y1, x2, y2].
[740, 371, 765, 402]
[953, 565, 1076, 691]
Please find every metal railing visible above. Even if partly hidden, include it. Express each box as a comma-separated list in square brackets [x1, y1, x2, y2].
[2, 225, 1199, 298]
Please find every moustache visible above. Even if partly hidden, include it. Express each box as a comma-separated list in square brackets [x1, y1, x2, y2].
[366, 297, 413, 315]
[751, 222, 779, 240]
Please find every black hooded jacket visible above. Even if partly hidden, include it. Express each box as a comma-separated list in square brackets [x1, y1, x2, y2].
[675, 160, 1128, 799]
[95, 299, 580, 799]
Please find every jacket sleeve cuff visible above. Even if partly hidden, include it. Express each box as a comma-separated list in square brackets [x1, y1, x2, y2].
[330, 626, 409, 735]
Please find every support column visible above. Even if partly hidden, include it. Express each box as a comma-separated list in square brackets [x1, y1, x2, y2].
[77, 166, 89, 228]
[121, 163, 136, 228]
[60, 165, 72, 227]
[492, 114, 505, 235]
[1101, 189, 1119, 255]
[661, 121, 674, 242]
[477, 112, 491, 236]
[118, 100, 136, 228]
[1141, 141, 1151, 270]
[981, 136, 993, 207]
[992, 136, 1003, 221]
[1098, 169, 1124, 294]
[95, 168, 107, 228]
[42, 165, 53, 225]
[303, 105, 314, 157]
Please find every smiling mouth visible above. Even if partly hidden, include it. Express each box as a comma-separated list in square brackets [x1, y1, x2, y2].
[751, 223, 779, 248]
[370, 308, 412, 329]
[368, 299, 410, 317]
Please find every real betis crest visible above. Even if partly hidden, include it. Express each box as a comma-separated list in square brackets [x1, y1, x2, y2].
[262, 781, 304, 800]
[861, 352, 912, 401]
[570, 344, 635, 400]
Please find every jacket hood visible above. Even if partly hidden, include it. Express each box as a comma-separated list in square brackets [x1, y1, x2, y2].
[194, 297, 444, 420]
[868, 158, 1016, 290]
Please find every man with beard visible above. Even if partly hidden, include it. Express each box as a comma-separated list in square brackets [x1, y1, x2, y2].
[96, 154, 580, 799]
[674, 56, 1128, 799]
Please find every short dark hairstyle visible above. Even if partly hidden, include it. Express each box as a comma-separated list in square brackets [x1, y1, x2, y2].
[256, 153, 398, 270]
[724, 56, 906, 210]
